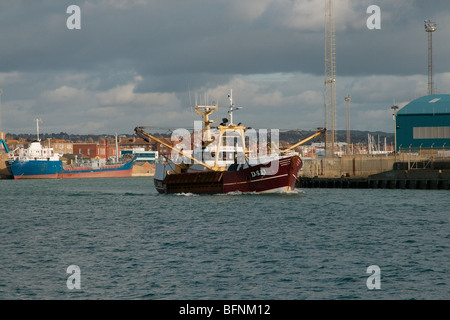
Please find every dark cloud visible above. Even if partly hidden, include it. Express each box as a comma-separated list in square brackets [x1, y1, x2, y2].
[0, 0, 449, 134]
[2, 1, 449, 76]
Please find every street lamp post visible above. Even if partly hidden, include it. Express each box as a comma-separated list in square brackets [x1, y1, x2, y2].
[391, 105, 399, 157]
[345, 95, 351, 155]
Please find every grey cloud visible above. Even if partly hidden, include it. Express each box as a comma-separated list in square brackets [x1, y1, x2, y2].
[2, 1, 449, 77]
[1, 0, 449, 134]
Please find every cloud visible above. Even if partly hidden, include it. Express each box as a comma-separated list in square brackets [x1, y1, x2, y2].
[97, 77, 182, 112]
[226, 0, 273, 22]
[1, 1, 450, 135]
[43, 86, 87, 103]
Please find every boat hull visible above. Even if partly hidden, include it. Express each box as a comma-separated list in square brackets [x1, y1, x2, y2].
[154, 155, 302, 194]
[57, 168, 133, 179]
[8, 159, 134, 179]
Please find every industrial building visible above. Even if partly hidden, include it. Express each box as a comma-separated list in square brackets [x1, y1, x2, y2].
[396, 94, 450, 151]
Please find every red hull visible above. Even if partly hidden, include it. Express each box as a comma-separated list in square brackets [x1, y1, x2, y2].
[223, 156, 301, 193]
[155, 155, 302, 194]
[13, 169, 133, 179]
[58, 169, 133, 179]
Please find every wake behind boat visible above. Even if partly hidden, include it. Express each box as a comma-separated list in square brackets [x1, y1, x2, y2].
[135, 90, 324, 194]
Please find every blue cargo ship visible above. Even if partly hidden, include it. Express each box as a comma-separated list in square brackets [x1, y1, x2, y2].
[7, 140, 136, 179]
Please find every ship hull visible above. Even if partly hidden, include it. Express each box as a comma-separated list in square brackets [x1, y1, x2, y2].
[154, 155, 302, 194]
[57, 168, 133, 179]
[8, 159, 134, 179]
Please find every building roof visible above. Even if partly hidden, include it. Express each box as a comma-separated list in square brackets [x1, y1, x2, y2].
[398, 94, 450, 116]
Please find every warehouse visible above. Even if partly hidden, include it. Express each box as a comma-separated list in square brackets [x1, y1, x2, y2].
[396, 94, 450, 151]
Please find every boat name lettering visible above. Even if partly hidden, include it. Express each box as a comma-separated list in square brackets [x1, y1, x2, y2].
[250, 168, 266, 178]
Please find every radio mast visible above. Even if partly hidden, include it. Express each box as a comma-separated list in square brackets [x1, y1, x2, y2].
[424, 20, 437, 95]
[324, 0, 336, 158]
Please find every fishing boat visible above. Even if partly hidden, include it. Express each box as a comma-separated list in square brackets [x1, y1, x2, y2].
[7, 121, 136, 179]
[135, 91, 324, 194]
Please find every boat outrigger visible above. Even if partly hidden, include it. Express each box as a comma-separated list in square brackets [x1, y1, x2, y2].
[135, 91, 325, 194]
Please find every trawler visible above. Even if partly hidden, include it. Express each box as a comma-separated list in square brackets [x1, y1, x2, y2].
[135, 91, 324, 194]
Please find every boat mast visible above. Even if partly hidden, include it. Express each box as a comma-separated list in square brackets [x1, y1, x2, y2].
[195, 103, 218, 145]
[227, 89, 242, 125]
[210, 91, 247, 170]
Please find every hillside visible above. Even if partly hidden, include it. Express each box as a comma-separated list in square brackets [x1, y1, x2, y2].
[5, 130, 394, 146]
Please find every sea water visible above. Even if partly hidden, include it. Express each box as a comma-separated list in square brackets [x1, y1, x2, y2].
[0, 178, 448, 299]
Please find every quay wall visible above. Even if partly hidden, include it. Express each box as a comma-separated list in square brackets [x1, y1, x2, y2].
[298, 153, 450, 190]
[300, 154, 432, 179]
[0, 153, 11, 179]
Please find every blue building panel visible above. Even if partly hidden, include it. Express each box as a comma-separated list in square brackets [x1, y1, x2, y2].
[396, 95, 450, 151]
[397, 94, 450, 116]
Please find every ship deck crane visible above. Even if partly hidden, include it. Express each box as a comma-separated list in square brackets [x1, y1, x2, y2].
[0, 139, 9, 154]
[134, 126, 215, 171]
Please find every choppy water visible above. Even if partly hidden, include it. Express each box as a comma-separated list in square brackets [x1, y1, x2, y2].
[0, 178, 448, 300]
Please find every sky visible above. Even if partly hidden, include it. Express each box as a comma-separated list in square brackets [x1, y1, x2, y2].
[0, 0, 449, 135]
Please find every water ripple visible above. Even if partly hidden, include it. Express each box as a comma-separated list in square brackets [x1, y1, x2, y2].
[0, 179, 448, 299]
